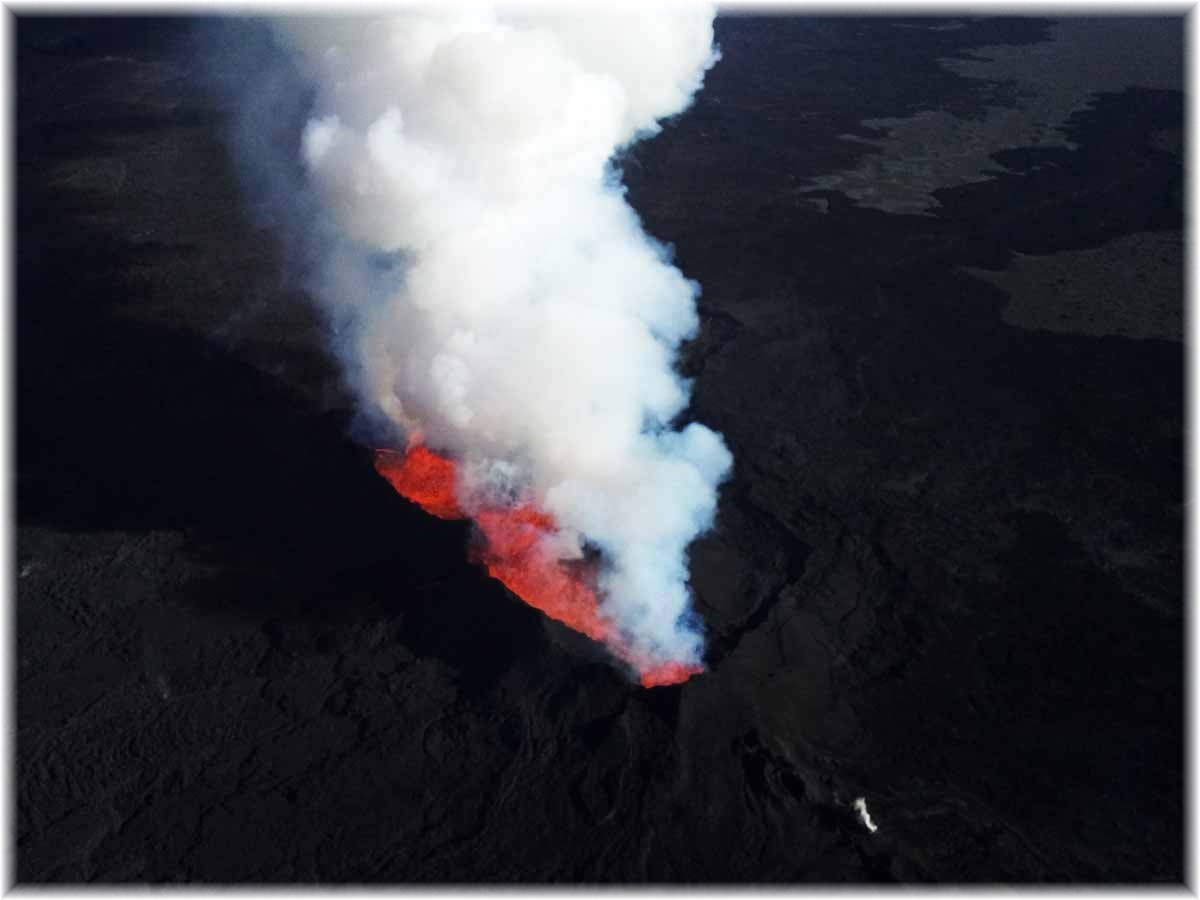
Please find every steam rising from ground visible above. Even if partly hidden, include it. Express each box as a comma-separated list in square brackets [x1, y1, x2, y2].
[216, 9, 731, 675]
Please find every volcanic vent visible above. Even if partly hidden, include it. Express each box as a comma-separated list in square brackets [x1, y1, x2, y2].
[227, 10, 733, 684]
[374, 445, 704, 687]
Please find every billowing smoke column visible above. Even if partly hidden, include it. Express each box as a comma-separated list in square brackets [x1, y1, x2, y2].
[241, 10, 731, 684]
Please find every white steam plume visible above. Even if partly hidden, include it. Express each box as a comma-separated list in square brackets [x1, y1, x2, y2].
[220, 9, 732, 673]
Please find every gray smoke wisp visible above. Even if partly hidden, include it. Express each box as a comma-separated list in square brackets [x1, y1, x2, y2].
[213, 8, 732, 675]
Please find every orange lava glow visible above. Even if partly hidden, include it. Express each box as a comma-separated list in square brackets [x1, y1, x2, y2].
[374, 445, 702, 688]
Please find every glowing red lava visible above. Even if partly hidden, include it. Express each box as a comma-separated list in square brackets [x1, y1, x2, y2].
[374, 444, 701, 688]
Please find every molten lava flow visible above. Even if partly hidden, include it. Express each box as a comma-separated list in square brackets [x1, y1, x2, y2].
[374, 445, 462, 520]
[374, 445, 702, 688]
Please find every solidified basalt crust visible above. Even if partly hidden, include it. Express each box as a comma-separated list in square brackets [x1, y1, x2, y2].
[16, 15, 1183, 883]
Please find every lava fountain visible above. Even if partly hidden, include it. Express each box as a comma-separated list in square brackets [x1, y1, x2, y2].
[374, 445, 702, 688]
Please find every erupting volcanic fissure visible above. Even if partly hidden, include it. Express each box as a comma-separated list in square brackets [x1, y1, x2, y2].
[375, 446, 702, 687]
[221, 9, 732, 689]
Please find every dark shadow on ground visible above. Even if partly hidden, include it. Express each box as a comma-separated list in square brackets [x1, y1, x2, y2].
[15, 15, 553, 696]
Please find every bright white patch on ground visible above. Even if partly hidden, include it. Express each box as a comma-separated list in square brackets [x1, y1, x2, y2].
[853, 796, 878, 833]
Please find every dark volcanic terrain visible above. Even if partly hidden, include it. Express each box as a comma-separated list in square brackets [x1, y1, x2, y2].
[16, 15, 1184, 882]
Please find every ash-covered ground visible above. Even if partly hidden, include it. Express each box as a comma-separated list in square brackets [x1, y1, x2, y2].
[16, 15, 1183, 882]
